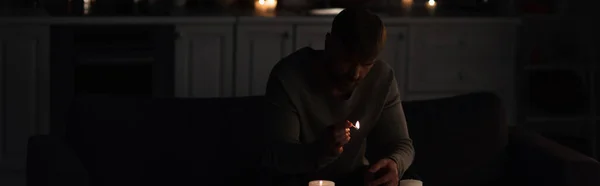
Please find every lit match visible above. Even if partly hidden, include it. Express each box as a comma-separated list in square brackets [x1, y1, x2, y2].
[353, 121, 360, 130]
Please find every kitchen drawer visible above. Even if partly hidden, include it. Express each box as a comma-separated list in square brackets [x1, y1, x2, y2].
[460, 24, 517, 59]
[410, 23, 516, 59]
[407, 55, 509, 92]
[410, 23, 464, 57]
[407, 23, 516, 92]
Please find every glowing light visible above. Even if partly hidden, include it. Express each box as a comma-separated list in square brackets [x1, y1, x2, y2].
[401, 0, 413, 7]
[425, 0, 437, 15]
[255, 0, 277, 11]
[309, 8, 344, 15]
[427, 0, 436, 6]
[83, 0, 91, 15]
[254, 0, 277, 17]
[308, 180, 335, 186]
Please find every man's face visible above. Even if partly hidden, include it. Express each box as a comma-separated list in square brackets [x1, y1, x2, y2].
[325, 34, 378, 92]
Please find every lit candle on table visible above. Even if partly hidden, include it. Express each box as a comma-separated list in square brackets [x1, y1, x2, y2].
[425, 0, 437, 15]
[309, 180, 335, 186]
[254, 0, 277, 16]
[401, 0, 413, 10]
[83, 0, 92, 15]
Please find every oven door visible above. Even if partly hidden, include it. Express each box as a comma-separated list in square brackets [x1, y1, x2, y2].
[50, 24, 175, 134]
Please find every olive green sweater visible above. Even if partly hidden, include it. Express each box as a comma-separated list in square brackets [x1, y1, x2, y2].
[262, 47, 414, 181]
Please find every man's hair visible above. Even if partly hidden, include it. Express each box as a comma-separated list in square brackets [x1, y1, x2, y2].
[330, 7, 386, 60]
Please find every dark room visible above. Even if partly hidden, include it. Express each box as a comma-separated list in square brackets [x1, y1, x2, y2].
[0, 0, 598, 185]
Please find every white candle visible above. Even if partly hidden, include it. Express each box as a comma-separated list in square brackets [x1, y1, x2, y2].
[255, 0, 277, 12]
[83, 0, 91, 15]
[309, 180, 335, 186]
[401, 0, 413, 7]
[425, 0, 436, 15]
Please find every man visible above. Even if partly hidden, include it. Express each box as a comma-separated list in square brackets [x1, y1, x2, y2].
[262, 7, 414, 186]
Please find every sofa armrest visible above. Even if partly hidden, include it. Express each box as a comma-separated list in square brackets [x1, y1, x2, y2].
[26, 135, 90, 186]
[508, 126, 600, 186]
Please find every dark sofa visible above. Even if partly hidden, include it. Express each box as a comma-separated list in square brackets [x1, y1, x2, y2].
[26, 92, 600, 186]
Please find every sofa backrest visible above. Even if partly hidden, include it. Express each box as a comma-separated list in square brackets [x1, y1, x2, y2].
[66, 95, 266, 186]
[402, 92, 509, 186]
[65, 92, 509, 186]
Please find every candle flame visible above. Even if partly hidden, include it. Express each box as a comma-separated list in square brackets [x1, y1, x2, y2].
[257, 0, 276, 5]
[427, 0, 436, 6]
[355, 121, 360, 129]
[254, 0, 277, 16]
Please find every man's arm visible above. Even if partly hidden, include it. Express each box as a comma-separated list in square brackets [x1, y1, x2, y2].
[368, 75, 415, 175]
[262, 74, 339, 175]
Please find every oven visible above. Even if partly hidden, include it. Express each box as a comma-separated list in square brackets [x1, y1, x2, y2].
[50, 24, 175, 134]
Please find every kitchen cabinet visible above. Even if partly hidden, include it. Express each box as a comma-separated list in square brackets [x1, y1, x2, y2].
[407, 22, 516, 93]
[378, 26, 409, 99]
[406, 22, 517, 125]
[0, 24, 50, 174]
[235, 24, 294, 97]
[175, 24, 235, 98]
[295, 25, 330, 50]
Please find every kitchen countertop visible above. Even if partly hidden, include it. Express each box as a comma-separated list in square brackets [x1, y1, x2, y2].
[0, 7, 521, 24]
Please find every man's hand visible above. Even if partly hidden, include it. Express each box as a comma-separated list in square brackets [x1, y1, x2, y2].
[366, 158, 399, 186]
[323, 120, 353, 155]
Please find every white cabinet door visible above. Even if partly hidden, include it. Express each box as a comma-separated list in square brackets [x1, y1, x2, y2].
[175, 25, 235, 98]
[295, 25, 329, 50]
[407, 22, 517, 125]
[0, 25, 50, 174]
[407, 23, 516, 92]
[408, 23, 469, 92]
[379, 26, 409, 99]
[235, 25, 294, 97]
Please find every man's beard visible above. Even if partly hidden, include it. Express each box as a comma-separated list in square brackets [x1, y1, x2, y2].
[323, 58, 358, 93]
[332, 72, 359, 93]
[326, 67, 353, 91]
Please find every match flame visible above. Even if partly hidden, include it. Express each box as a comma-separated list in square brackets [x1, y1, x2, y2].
[355, 121, 360, 129]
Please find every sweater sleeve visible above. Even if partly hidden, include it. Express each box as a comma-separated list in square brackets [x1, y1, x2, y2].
[368, 74, 415, 176]
[262, 73, 340, 175]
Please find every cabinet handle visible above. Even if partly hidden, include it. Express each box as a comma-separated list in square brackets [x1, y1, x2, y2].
[397, 33, 405, 41]
[282, 32, 289, 39]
